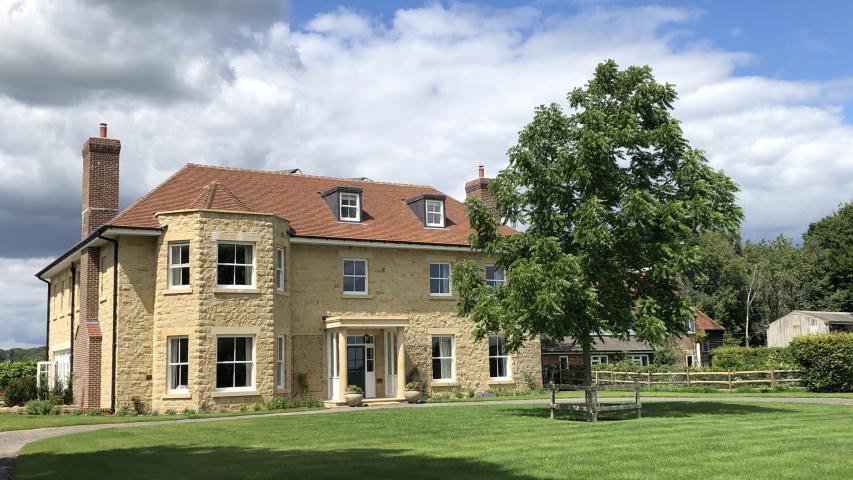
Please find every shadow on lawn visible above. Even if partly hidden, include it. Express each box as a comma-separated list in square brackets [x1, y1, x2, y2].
[15, 447, 538, 480]
[502, 401, 795, 422]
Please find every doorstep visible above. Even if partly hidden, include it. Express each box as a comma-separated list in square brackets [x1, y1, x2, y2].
[323, 397, 405, 408]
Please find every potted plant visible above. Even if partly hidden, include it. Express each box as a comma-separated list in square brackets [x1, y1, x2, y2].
[344, 385, 364, 407]
[404, 381, 422, 404]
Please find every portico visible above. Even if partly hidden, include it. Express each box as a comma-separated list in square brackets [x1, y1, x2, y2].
[325, 315, 408, 406]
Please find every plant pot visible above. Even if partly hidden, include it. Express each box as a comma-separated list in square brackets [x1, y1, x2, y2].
[404, 390, 421, 404]
[344, 393, 364, 407]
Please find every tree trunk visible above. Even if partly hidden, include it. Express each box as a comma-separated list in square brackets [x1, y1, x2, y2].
[582, 345, 593, 387]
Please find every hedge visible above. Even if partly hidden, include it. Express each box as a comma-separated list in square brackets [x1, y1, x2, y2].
[710, 346, 797, 371]
[789, 333, 853, 393]
[0, 360, 37, 389]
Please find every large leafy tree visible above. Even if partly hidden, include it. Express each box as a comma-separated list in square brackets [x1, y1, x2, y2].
[803, 203, 853, 312]
[453, 60, 742, 383]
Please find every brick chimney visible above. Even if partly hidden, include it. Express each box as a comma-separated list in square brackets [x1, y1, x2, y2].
[74, 123, 118, 409]
[464, 165, 497, 214]
[81, 123, 120, 237]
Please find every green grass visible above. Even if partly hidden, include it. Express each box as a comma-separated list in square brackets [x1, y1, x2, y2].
[0, 408, 320, 432]
[15, 402, 853, 479]
[426, 388, 853, 402]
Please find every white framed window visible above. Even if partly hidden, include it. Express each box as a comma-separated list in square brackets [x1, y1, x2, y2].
[684, 318, 695, 334]
[54, 349, 71, 390]
[431, 335, 454, 380]
[339, 192, 361, 222]
[167, 337, 189, 393]
[489, 336, 510, 379]
[275, 247, 285, 291]
[216, 336, 255, 390]
[216, 243, 254, 287]
[627, 354, 649, 366]
[425, 199, 445, 227]
[485, 265, 506, 287]
[275, 336, 286, 390]
[342, 259, 368, 294]
[559, 355, 569, 370]
[169, 242, 190, 288]
[590, 354, 608, 365]
[429, 262, 451, 296]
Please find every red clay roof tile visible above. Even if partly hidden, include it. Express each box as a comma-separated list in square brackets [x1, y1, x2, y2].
[111, 164, 511, 246]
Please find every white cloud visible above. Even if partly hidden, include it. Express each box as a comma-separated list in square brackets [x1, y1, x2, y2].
[0, 1, 852, 346]
[0, 258, 50, 349]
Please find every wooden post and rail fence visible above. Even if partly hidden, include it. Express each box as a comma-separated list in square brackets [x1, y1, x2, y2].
[591, 369, 803, 391]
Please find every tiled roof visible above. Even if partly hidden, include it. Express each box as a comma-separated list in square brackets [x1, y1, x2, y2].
[111, 164, 511, 247]
[187, 181, 253, 212]
[694, 309, 725, 331]
[542, 336, 654, 354]
[543, 310, 722, 353]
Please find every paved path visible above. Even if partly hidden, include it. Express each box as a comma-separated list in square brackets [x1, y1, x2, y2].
[2, 396, 851, 479]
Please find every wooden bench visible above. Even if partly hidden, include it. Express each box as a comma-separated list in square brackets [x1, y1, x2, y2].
[549, 381, 641, 422]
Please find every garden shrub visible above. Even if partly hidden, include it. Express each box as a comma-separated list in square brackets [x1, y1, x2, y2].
[710, 346, 797, 370]
[4, 375, 37, 406]
[651, 346, 679, 366]
[266, 396, 289, 410]
[131, 397, 147, 415]
[25, 399, 57, 415]
[789, 333, 853, 392]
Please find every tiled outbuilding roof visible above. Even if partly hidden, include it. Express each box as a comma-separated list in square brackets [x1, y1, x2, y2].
[111, 164, 512, 247]
[694, 309, 725, 331]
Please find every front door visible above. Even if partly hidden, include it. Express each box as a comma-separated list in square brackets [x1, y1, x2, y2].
[347, 346, 366, 393]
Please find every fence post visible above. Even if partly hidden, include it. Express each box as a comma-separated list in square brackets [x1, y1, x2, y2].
[595, 370, 599, 385]
[728, 371, 733, 391]
[550, 383, 556, 420]
[686, 369, 691, 387]
[770, 369, 776, 389]
[647, 371, 652, 389]
[635, 379, 641, 419]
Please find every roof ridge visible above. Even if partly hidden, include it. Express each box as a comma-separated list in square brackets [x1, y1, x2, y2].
[184, 163, 436, 190]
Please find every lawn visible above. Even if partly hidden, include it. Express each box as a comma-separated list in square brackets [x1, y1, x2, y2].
[426, 388, 853, 402]
[15, 402, 853, 479]
[0, 408, 320, 432]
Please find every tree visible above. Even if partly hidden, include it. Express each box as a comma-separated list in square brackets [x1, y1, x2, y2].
[803, 203, 853, 311]
[743, 235, 810, 345]
[688, 231, 747, 337]
[452, 60, 742, 385]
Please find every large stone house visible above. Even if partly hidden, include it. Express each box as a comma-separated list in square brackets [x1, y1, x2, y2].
[36, 125, 541, 411]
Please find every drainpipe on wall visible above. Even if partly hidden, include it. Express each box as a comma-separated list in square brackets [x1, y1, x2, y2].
[69, 262, 76, 371]
[37, 276, 50, 362]
[98, 234, 119, 412]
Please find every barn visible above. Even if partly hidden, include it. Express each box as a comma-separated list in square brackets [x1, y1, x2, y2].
[766, 311, 853, 347]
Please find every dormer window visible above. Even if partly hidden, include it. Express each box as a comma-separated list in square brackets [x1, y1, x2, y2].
[340, 192, 361, 222]
[406, 193, 447, 228]
[425, 199, 445, 227]
[321, 186, 364, 223]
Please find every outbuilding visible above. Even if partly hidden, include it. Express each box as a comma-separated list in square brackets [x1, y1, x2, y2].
[766, 311, 853, 347]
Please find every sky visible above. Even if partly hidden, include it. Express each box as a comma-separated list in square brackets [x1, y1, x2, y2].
[0, 0, 851, 348]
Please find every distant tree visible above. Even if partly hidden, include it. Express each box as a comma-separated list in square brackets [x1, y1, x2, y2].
[689, 231, 747, 336]
[452, 60, 742, 385]
[0, 347, 46, 362]
[743, 236, 810, 345]
[803, 203, 853, 312]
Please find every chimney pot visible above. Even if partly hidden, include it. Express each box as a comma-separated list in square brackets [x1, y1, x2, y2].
[99, 123, 107, 138]
[478, 165, 484, 178]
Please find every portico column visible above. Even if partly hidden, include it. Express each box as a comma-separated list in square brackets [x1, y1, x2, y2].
[337, 329, 348, 401]
[396, 327, 406, 398]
